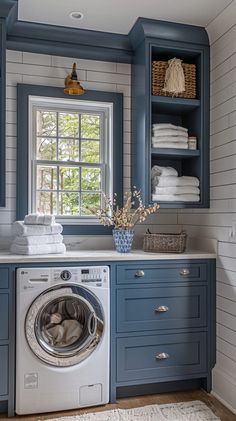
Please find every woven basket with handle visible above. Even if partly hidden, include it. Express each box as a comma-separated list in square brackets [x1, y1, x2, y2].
[143, 231, 187, 253]
[152, 61, 196, 98]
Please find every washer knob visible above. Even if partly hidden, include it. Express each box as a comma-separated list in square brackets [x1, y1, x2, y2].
[60, 270, 72, 281]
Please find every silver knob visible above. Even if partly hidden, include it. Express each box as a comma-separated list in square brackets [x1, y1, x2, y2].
[135, 270, 145, 278]
[180, 268, 190, 276]
[155, 305, 169, 313]
[156, 352, 169, 360]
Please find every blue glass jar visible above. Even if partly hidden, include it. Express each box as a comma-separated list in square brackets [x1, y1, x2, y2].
[112, 229, 134, 253]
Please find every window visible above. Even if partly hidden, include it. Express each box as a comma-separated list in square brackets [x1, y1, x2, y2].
[17, 85, 123, 234]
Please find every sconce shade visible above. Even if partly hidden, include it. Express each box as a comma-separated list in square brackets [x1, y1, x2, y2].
[64, 63, 85, 95]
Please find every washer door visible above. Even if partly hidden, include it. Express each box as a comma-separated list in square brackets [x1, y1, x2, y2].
[25, 284, 105, 367]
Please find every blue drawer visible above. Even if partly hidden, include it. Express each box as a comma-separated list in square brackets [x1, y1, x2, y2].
[0, 294, 9, 340]
[117, 286, 206, 332]
[116, 263, 207, 285]
[0, 346, 8, 396]
[116, 332, 207, 383]
[0, 268, 9, 289]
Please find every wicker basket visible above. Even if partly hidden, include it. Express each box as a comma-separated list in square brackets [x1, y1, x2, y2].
[152, 61, 196, 99]
[143, 231, 187, 253]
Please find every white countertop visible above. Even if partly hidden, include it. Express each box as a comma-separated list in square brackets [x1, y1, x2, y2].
[0, 249, 216, 264]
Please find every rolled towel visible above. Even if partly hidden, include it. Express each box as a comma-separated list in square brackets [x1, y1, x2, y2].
[13, 221, 63, 237]
[24, 213, 55, 225]
[152, 129, 188, 137]
[14, 233, 63, 246]
[152, 142, 188, 149]
[151, 165, 178, 178]
[152, 193, 200, 202]
[156, 175, 199, 187]
[154, 186, 200, 195]
[10, 242, 66, 255]
[152, 136, 188, 143]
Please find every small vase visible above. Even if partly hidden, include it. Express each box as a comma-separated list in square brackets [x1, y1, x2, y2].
[112, 229, 134, 253]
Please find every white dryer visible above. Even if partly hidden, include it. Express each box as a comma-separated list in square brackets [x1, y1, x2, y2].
[16, 266, 110, 415]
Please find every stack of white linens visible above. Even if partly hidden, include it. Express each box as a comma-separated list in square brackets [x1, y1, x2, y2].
[152, 123, 188, 149]
[151, 165, 200, 202]
[11, 214, 66, 255]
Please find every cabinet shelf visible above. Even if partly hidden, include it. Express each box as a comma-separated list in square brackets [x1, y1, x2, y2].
[152, 96, 200, 114]
[151, 148, 200, 159]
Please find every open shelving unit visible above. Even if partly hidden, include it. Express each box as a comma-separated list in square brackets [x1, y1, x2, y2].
[131, 25, 210, 208]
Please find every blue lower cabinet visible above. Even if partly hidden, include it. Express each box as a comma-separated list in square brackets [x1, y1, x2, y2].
[0, 294, 8, 340]
[116, 332, 207, 383]
[116, 285, 206, 332]
[0, 346, 8, 397]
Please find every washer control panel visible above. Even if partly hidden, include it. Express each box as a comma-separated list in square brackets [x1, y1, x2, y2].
[52, 266, 109, 287]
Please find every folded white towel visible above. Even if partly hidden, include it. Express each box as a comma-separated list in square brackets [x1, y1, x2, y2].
[13, 221, 63, 237]
[152, 136, 188, 143]
[152, 124, 188, 133]
[152, 130, 188, 137]
[156, 176, 199, 187]
[14, 234, 63, 246]
[10, 242, 66, 255]
[152, 194, 200, 202]
[154, 186, 200, 195]
[151, 165, 178, 178]
[152, 142, 188, 149]
[24, 213, 55, 225]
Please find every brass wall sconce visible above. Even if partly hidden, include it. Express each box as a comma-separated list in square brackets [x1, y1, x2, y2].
[64, 63, 85, 95]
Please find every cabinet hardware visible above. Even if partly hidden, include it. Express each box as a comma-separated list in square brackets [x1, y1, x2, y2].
[155, 305, 169, 313]
[180, 268, 190, 276]
[134, 270, 145, 278]
[156, 352, 169, 360]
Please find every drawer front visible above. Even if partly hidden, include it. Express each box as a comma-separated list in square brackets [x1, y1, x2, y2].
[0, 294, 9, 340]
[0, 346, 8, 396]
[116, 263, 207, 285]
[0, 268, 9, 289]
[117, 286, 206, 332]
[117, 332, 207, 382]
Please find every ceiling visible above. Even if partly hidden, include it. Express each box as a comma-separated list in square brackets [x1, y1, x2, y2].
[18, 0, 233, 34]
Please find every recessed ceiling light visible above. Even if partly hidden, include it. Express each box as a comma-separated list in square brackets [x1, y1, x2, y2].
[69, 11, 84, 21]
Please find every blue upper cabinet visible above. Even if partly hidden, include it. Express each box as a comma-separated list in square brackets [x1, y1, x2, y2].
[130, 20, 210, 208]
[0, 19, 6, 207]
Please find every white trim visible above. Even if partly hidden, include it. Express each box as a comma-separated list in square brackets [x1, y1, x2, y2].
[212, 367, 236, 414]
[206, 1, 236, 45]
[28, 95, 113, 224]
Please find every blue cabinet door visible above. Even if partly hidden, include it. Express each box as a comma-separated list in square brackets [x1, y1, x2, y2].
[0, 346, 8, 396]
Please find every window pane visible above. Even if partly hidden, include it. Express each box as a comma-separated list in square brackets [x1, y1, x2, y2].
[37, 138, 57, 160]
[81, 114, 100, 139]
[58, 138, 79, 161]
[81, 193, 101, 216]
[81, 168, 101, 191]
[37, 166, 57, 190]
[59, 192, 79, 215]
[59, 167, 80, 191]
[58, 113, 79, 138]
[37, 111, 56, 137]
[37, 191, 57, 214]
[81, 140, 100, 163]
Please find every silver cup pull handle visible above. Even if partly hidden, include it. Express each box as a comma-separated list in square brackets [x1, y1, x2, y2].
[135, 270, 145, 278]
[156, 352, 169, 360]
[180, 268, 190, 276]
[155, 305, 169, 313]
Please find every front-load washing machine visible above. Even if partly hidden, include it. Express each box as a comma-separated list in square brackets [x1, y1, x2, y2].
[16, 266, 110, 415]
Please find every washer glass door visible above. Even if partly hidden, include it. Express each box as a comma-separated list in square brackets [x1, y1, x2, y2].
[25, 285, 104, 367]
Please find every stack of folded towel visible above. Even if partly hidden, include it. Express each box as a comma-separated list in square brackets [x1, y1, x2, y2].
[151, 165, 200, 202]
[11, 214, 66, 255]
[152, 123, 188, 149]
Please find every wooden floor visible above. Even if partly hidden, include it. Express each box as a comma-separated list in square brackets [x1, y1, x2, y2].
[1, 390, 235, 421]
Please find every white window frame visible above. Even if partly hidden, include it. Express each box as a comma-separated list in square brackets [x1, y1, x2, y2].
[28, 95, 113, 225]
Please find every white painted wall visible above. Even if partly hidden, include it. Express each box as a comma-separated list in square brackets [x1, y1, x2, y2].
[178, 1, 236, 413]
[0, 50, 178, 249]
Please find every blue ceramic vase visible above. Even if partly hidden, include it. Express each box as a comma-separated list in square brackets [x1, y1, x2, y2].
[112, 229, 134, 253]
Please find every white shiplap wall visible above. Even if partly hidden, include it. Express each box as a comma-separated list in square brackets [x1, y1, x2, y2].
[179, 5, 236, 413]
[0, 50, 178, 249]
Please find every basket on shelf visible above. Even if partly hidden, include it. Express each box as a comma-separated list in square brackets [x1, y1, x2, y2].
[143, 230, 187, 253]
[152, 60, 196, 99]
